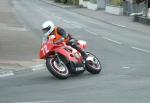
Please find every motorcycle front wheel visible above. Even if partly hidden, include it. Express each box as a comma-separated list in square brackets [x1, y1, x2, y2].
[46, 57, 69, 79]
[85, 52, 102, 74]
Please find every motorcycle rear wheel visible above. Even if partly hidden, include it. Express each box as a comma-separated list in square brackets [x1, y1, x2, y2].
[46, 57, 69, 79]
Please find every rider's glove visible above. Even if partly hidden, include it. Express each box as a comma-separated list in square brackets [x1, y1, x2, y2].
[54, 37, 65, 44]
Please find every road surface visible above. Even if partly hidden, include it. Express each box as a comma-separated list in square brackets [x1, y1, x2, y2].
[0, 0, 150, 103]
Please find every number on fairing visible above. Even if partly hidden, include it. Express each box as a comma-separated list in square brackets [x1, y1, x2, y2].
[41, 45, 49, 55]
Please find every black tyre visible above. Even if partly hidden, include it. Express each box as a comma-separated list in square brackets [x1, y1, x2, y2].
[85, 52, 102, 74]
[46, 57, 69, 79]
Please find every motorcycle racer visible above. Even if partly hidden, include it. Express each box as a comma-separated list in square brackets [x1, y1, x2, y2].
[42, 20, 88, 60]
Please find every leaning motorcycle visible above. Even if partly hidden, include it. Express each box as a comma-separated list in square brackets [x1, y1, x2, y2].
[39, 39, 101, 79]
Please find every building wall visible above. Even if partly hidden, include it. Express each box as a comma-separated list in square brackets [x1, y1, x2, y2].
[97, 0, 107, 9]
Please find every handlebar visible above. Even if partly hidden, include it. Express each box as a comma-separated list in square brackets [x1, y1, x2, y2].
[45, 39, 66, 47]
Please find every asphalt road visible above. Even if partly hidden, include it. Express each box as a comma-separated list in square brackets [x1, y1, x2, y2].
[0, 0, 150, 103]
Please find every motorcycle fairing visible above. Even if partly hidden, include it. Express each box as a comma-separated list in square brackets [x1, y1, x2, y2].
[52, 45, 83, 63]
[40, 42, 83, 63]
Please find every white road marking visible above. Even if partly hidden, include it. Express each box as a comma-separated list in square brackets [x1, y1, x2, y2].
[87, 20, 126, 28]
[4, 26, 27, 31]
[131, 46, 150, 53]
[87, 20, 99, 25]
[85, 29, 98, 36]
[113, 24, 126, 28]
[71, 23, 82, 28]
[31, 64, 46, 71]
[15, 100, 63, 103]
[70, 21, 86, 28]
[123, 67, 130, 69]
[63, 19, 71, 23]
[0, 71, 14, 78]
[32, 67, 45, 71]
[102, 37, 122, 45]
[0, 22, 28, 31]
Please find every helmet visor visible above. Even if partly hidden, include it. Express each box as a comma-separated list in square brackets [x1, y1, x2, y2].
[42, 26, 51, 34]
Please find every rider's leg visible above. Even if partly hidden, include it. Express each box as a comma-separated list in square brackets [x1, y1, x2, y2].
[67, 39, 88, 59]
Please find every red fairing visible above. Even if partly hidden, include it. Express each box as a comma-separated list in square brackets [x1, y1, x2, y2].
[39, 40, 85, 63]
[40, 40, 54, 59]
[54, 45, 82, 63]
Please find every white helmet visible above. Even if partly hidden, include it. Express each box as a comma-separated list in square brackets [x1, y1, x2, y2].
[42, 21, 55, 37]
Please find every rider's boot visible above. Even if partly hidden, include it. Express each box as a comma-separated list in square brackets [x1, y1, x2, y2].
[80, 50, 88, 60]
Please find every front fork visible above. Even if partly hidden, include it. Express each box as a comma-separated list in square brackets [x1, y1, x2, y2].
[54, 52, 62, 66]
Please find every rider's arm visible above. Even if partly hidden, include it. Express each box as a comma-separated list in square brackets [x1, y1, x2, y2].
[57, 27, 66, 37]
[68, 34, 74, 40]
[57, 27, 75, 39]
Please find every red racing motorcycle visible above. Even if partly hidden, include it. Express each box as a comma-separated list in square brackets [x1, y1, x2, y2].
[40, 39, 101, 79]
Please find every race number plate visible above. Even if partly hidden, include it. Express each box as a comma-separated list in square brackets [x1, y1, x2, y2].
[76, 67, 84, 71]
